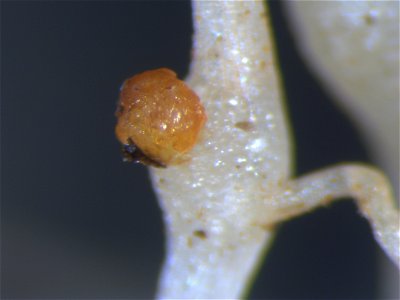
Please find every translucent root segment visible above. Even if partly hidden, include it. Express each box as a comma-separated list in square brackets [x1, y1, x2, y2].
[269, 163, 400, 267]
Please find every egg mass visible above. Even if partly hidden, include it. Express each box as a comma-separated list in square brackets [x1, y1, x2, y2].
[115, 68, 207, 167]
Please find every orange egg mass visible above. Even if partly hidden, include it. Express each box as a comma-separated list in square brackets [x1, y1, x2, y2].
[115, 68, 207, 167]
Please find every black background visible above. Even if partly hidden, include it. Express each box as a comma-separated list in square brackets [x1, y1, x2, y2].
[1, 1, 399, 299]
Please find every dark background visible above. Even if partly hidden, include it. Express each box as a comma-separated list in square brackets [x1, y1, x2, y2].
[1, 1, 398, 299]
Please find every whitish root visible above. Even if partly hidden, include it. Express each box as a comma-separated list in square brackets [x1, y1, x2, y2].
[271, 164, 399, 267]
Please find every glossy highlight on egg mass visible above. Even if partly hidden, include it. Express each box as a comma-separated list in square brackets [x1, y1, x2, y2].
[115, 68, 207, 167]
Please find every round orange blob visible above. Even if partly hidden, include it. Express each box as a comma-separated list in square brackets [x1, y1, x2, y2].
[115, 68, 207, 167]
